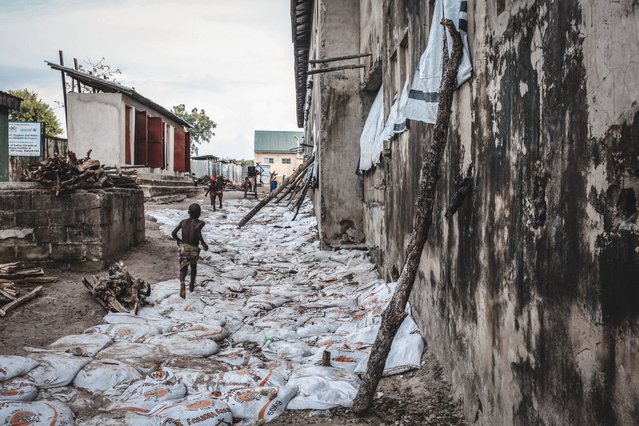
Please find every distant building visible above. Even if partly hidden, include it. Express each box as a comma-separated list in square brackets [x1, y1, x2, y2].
[46, 62, 191, 175]
[0, 91, 22, 181]
[253, 130, 303, 183]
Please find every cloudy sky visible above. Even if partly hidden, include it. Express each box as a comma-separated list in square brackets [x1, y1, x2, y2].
[0, 0, 299, 159]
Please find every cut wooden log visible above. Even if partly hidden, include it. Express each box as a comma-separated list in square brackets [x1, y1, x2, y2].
[0, 276, 59, 285]
[0, 286, 43, 317]
[352, 18, 464, 415]
[237, 154, 315, 228]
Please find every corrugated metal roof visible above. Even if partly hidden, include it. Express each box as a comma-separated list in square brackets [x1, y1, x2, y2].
[254, 130, 303, 153]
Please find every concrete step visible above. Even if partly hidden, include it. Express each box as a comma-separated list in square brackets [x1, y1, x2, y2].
[147, 194, 188, 204]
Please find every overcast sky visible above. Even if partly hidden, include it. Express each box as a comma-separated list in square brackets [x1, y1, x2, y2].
[0, 0, 299, 159]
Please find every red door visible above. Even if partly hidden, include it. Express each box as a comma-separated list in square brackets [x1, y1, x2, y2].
[147, 117, 164, 168]
[125, 106, 132, 164]
[134, 110, 147, 165]
[174, 127, 186, 172]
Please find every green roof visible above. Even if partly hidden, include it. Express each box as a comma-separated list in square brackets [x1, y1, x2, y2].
[254, 130, 303, 153]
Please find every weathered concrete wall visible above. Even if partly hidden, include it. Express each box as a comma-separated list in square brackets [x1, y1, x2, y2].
[0, 183, 145, 270]
[313, 0, 639, 424]
[67, 92, 124, 166]
[308, 0, 364, 245]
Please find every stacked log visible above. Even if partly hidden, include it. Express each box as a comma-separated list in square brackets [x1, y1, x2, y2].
[23, 150, 138, 196]
[0, 262, 57, 317]
[83, 261, 151, 314]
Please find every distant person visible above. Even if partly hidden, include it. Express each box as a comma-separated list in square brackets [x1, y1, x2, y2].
[270, 171, 278, 192]
[171, 203, 209, 299]
[211, 175, 224, 210]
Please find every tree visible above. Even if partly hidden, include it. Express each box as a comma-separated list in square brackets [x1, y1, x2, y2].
[8, 89, 63, 137]
[72, 57, 122, 93]
[171, 104, 217, 155]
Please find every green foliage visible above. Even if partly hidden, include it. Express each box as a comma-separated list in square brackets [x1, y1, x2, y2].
[171, 104, 217, 155]
[8, 89, 63, 137]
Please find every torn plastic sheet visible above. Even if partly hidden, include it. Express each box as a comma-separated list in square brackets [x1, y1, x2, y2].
[358, 86, 385, 172]
[402, 0, 472, 124]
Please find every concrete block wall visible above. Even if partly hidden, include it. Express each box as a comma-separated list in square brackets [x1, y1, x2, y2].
[0, 183, 144, 269]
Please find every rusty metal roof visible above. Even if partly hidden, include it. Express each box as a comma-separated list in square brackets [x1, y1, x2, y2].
[0, 91, 22, 110]
[291, 0, 313, 128]
[45, 61, 192, 128]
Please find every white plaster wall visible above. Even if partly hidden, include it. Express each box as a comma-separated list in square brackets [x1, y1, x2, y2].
[67, 93, 123, 166]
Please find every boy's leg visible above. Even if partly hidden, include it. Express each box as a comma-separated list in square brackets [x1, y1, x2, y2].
[218, 193, 223, 209]
[179, 266, 188, 299]
[189, 262, 197, 292]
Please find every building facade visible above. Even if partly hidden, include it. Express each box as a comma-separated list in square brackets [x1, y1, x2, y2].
[292, 0, 639, 424]
[48, 62, 191, 175]
[253, 130, 303, 183]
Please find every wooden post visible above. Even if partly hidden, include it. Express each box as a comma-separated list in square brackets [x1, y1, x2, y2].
[237, 154, 315, 228]
[59, 50, 68, 130]
[351, 19, 464, 416]
[74, 58, 82, 92]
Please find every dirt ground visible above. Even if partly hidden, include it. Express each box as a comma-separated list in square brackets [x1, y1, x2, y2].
[0, 189, 467, 425]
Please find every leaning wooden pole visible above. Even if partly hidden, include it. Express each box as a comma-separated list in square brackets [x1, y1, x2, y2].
[292, 174, 314, 221]
[238, 154, 315, 228]
[351, 19, 463, 415]
[275, 171, 305, 203]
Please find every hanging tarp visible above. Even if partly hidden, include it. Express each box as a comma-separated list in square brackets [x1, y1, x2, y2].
[401, 0, 472, 124]
[358, 86, 385, 172]
[378, 79, 410, 143]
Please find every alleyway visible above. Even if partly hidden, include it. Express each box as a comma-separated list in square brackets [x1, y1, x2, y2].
[0, 191, 465, 425]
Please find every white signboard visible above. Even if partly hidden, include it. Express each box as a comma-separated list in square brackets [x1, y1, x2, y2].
[9, 122, 42, 156]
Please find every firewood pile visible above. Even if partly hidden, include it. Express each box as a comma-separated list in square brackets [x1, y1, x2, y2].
[23, 150, 138, 196]
[0, 262, 58, 317]
[82, 261, 151, 314]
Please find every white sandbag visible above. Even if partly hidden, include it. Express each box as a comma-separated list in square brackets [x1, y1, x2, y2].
[0, 400, 74, 425]
[159, 294, 206, 313]
[25, 352, 90, 389]
[85, 323, 162, 343]
[168, 322, 228, 341]
[0, 379, 38, 402]
[96, 342, 167, 371]
[246, 294, 289, 311]
[144, 334, 220, 357]
[0, 355, 39, 381]
[216, 348, 267, 369]
[220, 385, 297, 426]
[261, 340, 313, 364]
[286, 365, 361, 409]
[38, 386, 96, 417]
[211, 369, 288, 395]
[145, 279, 180, 304]
[308, 347, 366, 373]
[73, 360, 143, 394]
[41, 333, 113, 357]
[110, 368, 187, 414]
[149, 393, 233, 425]
[81, 411, 158, 426]
[354, 314, 424, 376]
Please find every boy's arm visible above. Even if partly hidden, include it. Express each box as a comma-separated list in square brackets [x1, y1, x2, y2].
[171, 220, 184, 245]
[197, 222, 208, 251]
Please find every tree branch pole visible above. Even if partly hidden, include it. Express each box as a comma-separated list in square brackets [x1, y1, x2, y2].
[351, 19, 464, 415]
[307, 64, 366, 75]
[275, 170, 305, 203]
[309, 52, 372, 64]
[237, 154, 315, 228]
[292, 173, 314, 221]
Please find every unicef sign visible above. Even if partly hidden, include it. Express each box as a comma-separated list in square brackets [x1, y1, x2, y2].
[8, 122, 42, 156]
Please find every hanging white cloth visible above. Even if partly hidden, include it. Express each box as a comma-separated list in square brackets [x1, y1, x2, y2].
[358, 86, 385, 172]
[401, 0, 472, 124]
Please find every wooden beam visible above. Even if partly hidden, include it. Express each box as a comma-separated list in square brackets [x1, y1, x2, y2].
[0, 286, 43, 317]
[307, 64, 365, 75]
[309, 53, 372, 64]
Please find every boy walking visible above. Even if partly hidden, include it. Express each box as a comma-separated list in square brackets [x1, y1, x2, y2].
[171, 203, 209, 298]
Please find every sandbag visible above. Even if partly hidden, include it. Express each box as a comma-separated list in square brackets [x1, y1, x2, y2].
[85, 323, 162, 343]
[0, 400, 74, 425]
[0, 356, 39, 381]
[96, 342, 168, 371]
[168, 322, 229, 341]
[110, 368, 187, 414]
[73, 360, 143, 394]
[210, 369, 288, 395]
[25, 352, 90, 389]
[144, 334, 220, 357]
[0, 379, 38, 402]
[219, 385, 297, 426]
[149, 393, 233, 425]
[39, 333, 113, 357]
[286, 365, 361, 410]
